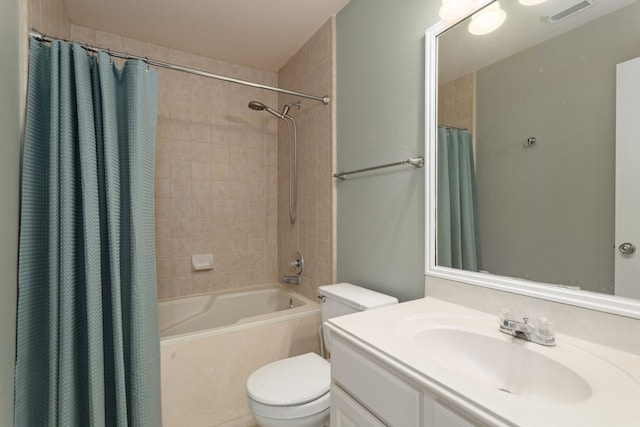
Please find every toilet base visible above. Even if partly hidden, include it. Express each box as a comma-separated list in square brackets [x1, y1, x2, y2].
[252, 408, 329, 427]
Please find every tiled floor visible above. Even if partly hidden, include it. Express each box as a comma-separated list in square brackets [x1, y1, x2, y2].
[216, 415, 258, 427]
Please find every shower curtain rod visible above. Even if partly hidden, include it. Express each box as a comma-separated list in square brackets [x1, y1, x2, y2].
[29, 29, 331, 105]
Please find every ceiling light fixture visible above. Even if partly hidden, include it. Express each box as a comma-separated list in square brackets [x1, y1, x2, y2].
[439, 0, 475, 21]
[519, 0, 548, 5]
[468, 2, 507, 35]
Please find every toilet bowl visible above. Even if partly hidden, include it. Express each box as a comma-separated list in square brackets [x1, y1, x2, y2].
[246, 283, 398, 427]
[246, 353, 331, 427]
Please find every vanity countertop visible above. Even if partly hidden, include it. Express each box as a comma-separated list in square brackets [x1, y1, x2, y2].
[327, 297, 640, 427]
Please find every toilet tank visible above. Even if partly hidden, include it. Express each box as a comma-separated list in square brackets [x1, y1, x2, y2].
[318, 283, 398, 323]
[318, 283, 398, 352]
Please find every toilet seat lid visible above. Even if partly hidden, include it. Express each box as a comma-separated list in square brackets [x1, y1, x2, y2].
[246, 352, 330, 406]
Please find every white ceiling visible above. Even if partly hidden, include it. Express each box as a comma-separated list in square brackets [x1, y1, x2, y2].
[63, 0, 351, 72]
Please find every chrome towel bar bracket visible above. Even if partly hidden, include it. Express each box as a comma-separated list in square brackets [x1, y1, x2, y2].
[333, 156, 424, 180]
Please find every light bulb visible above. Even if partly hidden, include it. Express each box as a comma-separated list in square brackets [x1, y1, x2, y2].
[519, 0, 548, 5]
[439, 0, 475, 21]
[468, 2, 507, 35]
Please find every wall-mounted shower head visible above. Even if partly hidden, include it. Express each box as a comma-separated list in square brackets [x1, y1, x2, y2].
[281, 101, 301, 119]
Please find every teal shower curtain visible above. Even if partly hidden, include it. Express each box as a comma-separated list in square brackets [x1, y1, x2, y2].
[437, 126, 481, 272]
[15, 38, 161, 426]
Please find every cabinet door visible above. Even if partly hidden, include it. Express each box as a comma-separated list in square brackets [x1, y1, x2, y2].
[332, 338, 421, 426]
[432, 401, 480, 427]
[331, 385, 386, 427]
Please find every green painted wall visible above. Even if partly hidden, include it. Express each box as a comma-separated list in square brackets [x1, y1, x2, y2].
[336, 0, 440, 301]
[0, 0, 21, 423]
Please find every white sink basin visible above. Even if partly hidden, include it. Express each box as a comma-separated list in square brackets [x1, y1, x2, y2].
[414, 328, 593, 404]
[330, 299, 640, 426]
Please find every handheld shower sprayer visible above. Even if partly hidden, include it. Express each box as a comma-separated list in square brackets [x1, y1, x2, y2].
[247, 100, 301, 120]
[248, 100, 301, 225]
[247, 101, 283, 119]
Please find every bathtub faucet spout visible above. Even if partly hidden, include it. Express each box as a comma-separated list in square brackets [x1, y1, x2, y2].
[282, 275, 300, 285]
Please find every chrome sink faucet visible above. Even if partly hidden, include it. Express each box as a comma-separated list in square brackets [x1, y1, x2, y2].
[498, 309, 556, 346]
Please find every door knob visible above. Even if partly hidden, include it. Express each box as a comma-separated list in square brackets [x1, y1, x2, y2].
[618, 242, 636, 254]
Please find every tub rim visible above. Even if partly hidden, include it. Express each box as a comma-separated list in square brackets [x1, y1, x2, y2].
[159, 283, 320, 345]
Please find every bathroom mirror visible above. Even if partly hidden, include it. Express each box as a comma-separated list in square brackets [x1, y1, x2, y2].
[425, 0, 640, 318]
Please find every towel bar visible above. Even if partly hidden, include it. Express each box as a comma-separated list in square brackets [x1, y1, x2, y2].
[333, 157, 424, 180]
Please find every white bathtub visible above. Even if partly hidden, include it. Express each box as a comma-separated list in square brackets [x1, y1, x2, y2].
[159, 285, 316, 343]
[160, 284, 321, 426]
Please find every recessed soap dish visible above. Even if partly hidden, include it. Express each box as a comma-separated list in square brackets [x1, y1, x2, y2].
[192, 254, 213, 271]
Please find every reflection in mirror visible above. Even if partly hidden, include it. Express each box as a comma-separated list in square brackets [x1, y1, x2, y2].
[427, 0, 640, 317]
[437, 125, 481, 272]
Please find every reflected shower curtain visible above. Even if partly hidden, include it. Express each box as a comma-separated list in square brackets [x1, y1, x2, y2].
[15, 38, 161, 426]
[437, 126, 481, 272]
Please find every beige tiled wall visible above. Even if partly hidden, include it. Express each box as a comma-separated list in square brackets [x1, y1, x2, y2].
[277, 18, 336, 302]
[70, 25, 280, 300]
[438, 72, 476, 133]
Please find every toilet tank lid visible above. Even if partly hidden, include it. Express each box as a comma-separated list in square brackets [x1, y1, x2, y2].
[318, 283, 398, 310]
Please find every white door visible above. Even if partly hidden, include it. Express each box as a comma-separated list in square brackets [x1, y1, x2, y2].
[615, 56, 640, 299]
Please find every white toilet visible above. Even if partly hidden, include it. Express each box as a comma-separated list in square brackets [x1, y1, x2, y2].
[246, 283, 398, 427]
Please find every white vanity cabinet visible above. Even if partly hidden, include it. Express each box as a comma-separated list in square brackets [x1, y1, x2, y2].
[330, 333, 488, 427]
[327, 297, 640, 427]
